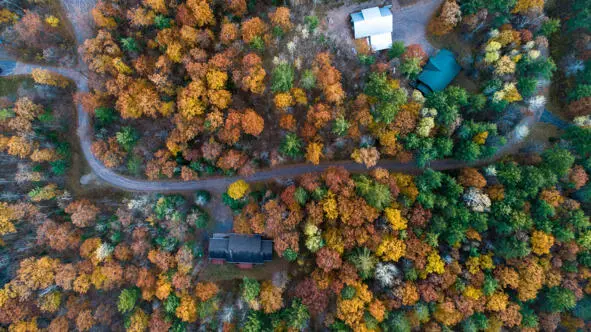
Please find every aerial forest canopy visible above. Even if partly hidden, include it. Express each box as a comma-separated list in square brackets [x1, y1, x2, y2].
[0, 0, 591, 330]
[78, 0, 557, 180]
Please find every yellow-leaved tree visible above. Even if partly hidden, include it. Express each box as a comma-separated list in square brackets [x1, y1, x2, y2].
[306, 142, 323, 165]
[228, 180, 249, 200]
[376, 236, 405, 262]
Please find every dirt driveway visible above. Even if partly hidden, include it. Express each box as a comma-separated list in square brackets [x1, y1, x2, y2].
[324, 0, 443, 55]
[391, 0, 444, 55]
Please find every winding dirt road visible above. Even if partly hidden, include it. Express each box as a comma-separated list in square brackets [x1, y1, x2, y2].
[1, 0, 544, 193]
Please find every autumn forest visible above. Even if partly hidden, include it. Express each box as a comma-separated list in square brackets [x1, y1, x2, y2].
[0, 0, 591, 330]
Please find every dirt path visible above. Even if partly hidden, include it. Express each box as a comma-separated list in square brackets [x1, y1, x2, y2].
[58, 0, 96, 45]
[391, 0, 444, 55]
[0, 0, 544, 193]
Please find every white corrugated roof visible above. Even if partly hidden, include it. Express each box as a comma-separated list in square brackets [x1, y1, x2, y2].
[370, 33, 393, 51]
[361, 7, 381, 20]
[352, 6, 393, 39]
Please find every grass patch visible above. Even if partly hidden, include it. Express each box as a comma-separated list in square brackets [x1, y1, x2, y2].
[0, 75, 34, 98]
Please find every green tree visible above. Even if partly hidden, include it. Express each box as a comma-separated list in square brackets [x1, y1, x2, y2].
[359, 54, 376, 66]
[164, 293, 180, 315]
[283, 248, 298, 262]
[116, 126, 139, 151]
[120, 37, 139, 52]
[468, 94, 487, 113]
[354, 175, 392, 211]
[365, 72, 396, 101]
[250, 36, 265, 52]
[566, 0, 590, 32]
[541, 147, 574, 178]
[271, 63, 295, 93]
[349, 247, 377, 279]
[517, 77, 538, 98]
[94, 107, 117, 126]
[542, 287, 577, 312]
[154, 15, 171, 29]
[541, 18, 561, 36]
[462, 313, 489, 332]
[454, 140, 481, 161]
[446, 86, 469, 107]
[563, 126, 591, 158]
[341, 285, 356, 299]
[425, 90, 459, 127]
[243, 310, 263, 332]
[576, 183, 591, 203]
[332, 115, 350, 136]
[304, 15, 319, 31]
[365, 73, 407, 123]
[0, 108, 14, 120]
[272, 26, 285, 38]
[154, 195, 185, 219]
[388, 40, 406, 59]
[294, 187, 309, 205]
[567, 84, 591, 102]
[286, 299, 310, 330]
[190, 207, 209, 229]
[517, 57, 556, 80]
[300, 69, 316, 90]
[400, 57, 422, 79]
[127, 154, 143, 176]
[241, 277, 260, 302]
[495, 237, 531, 259]
[573, 295, 591, 320]
[279, 133, 303, 158]
[374, 102, 399, 124]
[382, 311, 411, 332]
[487, 0, 517, 14]
[50, 159, 69, 176]
[118, 288, 139, 314]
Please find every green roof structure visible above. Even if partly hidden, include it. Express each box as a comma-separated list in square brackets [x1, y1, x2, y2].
[415, 49, 461, 95]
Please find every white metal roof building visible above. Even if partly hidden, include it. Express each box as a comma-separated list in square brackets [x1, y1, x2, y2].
[350, 6, 393, 52]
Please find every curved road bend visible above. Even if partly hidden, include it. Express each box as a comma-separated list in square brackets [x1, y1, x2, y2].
[1, 0, 543, 193]
[7, 59, 542, 192]
[4, 60, 543, 193]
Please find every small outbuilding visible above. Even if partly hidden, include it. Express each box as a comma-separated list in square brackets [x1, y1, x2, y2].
[350, 6, 393, 52]
[415, 49, 462, 95]
[208, 233, 273, 268]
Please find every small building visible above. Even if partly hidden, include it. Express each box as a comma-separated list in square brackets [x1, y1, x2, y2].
[350, 6, 393, 52]
[415, 49, 462, 95]
[208, 233, 273, 268]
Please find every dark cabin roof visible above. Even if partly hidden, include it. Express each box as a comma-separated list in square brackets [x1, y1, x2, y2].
[208, 233, 273, 264]
[416, 49, 461, 95]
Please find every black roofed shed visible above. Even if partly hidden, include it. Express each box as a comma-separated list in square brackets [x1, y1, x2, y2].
[208, 233, 273, 264]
